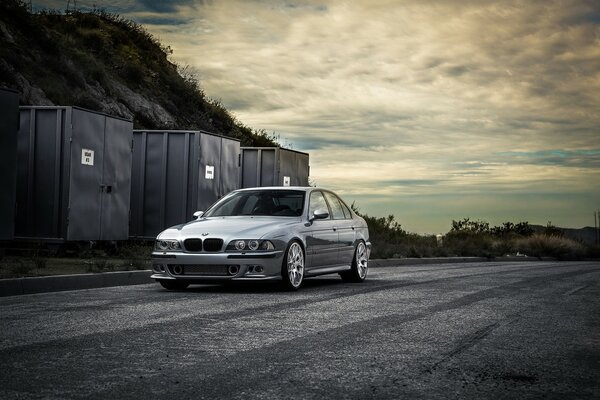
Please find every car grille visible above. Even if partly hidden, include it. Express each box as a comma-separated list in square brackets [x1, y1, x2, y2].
[172, 264, 231, 276]
[203, 238, 224, 252]
[183, 238, 203, 252]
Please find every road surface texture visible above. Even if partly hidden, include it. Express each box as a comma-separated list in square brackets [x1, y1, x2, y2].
[1, 261, 599, 399]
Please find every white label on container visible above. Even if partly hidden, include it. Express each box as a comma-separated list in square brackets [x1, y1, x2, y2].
[205, 165, 215, 179]
[283, 176, 291, 186]
[81, 149, 94, 166]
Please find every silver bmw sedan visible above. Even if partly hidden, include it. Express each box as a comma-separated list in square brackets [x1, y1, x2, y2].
[151, 187, 371, 290]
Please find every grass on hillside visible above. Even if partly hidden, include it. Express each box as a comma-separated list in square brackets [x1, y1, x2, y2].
[0, 0, 276, 146]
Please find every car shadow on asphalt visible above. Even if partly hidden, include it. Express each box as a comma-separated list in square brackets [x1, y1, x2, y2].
[155, 276, 352, 294]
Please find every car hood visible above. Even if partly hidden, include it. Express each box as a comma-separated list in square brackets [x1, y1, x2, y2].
[157, 216, 303, 240]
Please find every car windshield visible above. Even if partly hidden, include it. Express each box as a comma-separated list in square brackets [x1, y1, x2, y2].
[204, 190, 306, 217]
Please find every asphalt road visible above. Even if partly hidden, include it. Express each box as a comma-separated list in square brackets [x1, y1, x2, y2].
[1, 261, 599, 399]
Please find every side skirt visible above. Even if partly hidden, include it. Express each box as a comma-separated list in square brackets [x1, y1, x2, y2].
[305, 265, 351, 277]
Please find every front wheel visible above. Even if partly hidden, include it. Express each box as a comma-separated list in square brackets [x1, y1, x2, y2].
[281, 240, 305, 290]
[159, 280, 189, 290]
[341, 241, 368, 283]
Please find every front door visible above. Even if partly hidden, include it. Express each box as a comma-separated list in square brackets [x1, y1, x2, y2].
[305, 191, 338, 269]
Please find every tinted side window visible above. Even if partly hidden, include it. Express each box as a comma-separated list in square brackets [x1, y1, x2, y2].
[340, 200, 352, 219]
[323, 192, 346, 220]
[309, 191, 329, 218]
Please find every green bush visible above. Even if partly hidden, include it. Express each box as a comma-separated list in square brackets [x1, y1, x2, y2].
[354, 210, 595, 260]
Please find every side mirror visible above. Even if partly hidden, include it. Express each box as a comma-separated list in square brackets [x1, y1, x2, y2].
[310, 208, 329, 222]
[193, 211, 204, 220]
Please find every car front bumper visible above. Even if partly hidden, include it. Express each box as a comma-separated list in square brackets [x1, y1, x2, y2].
[150, 250, 286, 283]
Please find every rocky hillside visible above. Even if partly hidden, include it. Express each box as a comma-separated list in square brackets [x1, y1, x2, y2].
[0, 0, 275, 146]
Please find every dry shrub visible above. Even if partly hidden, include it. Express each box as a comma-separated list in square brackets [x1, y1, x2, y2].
[515, 234, 585, 260]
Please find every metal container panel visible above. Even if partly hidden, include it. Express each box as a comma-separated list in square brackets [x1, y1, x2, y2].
[240, 147, 310, 188]
[241, 148, 260, 188]
[0, 88, 19, 240]
[219, 137, 241, 197]
[67, 108, 105, 240]
[16, 106, 133, 241]
[260, 149, 276, 186]
[99, 115, 134, 240]
[130, 130, 240, 239]
[130, 131, 196, 238]
[16, 108, 70, 239]
[197, 132, 222, 212]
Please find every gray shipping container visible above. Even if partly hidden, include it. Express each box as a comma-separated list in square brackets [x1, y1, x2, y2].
[130, 130, 240, 239]
[240, 147, 310, 188]
[0, 88, 19, 240]
[16, 107, 133, 241]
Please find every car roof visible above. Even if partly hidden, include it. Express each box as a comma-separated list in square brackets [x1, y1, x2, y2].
[234, 186, 323, 192]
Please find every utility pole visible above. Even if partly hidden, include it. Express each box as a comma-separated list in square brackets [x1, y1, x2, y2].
[597, 210, 600, 245]
[595, 211, 599, 245]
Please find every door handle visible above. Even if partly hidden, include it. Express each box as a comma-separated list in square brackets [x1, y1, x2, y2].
[99, 184, 113, 193]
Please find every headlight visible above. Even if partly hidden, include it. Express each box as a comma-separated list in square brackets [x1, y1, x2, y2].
[154, 239, 181, 251]
[227, 240, 275, 252]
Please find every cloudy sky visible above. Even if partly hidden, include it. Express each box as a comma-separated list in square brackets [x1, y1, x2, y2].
[35, 0, 600, 233]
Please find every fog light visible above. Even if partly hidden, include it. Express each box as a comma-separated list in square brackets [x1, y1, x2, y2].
[228, 265, 240, 275]
[254, 265, 264, 273]
[153, 264, 164, 272]
[173, 265, 183, 275]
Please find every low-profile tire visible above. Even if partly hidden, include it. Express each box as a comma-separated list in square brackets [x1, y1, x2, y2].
[281, 240, 305, 291]
[341, 241, 368, 283]
[158, 280, 189, 290]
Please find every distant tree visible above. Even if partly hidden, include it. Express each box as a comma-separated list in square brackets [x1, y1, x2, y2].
[450, 218, 490, 234]
[491, 221, 533, 237]
[543, 221, 563, 237]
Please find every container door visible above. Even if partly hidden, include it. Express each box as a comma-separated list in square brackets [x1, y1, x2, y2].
[260, 149, 277, 186]
[219, 137, 240, 196]
[67, 109, 104, 240]
[138, 132, 167, 237]
[197, 133, 222, 212]
[241, 148, 259, 188]
[296, 152, 310, 186]
[278, 149, 295, 186]
[16, 108, 69, 239]
[99, 116, 133, 240]
[163, 132, 194, 229]
[0, 90, 19, 240]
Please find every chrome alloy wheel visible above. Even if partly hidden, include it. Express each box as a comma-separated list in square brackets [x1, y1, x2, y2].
[356, 241, 368, 279]
[287, 242, 304, 288]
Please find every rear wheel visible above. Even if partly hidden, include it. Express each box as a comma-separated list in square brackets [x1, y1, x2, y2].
[341, 241, 368, 283]
[281, 240, 305, 291]
[159, 280, 189, 290]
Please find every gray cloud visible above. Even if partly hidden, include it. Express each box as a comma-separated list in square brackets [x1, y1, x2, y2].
[31, 0, 600, 232]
